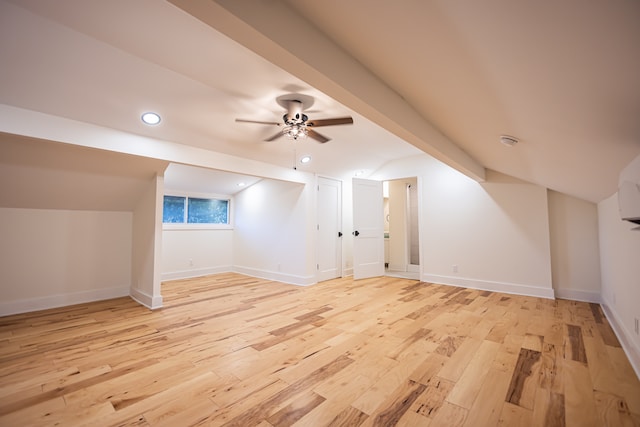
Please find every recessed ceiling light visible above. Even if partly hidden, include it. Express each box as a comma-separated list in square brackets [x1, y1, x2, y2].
[300, 155, 312, 164]
[237, 182, 246, 187]
[141, 112, 161, 125]
[500, 135, 519, 147]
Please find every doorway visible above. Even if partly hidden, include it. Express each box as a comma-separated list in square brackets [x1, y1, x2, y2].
[384, 178, 420, 280]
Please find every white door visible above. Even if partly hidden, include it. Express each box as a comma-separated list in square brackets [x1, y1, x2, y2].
[317, 177, 342, 282]
[352, 178, 384, 279]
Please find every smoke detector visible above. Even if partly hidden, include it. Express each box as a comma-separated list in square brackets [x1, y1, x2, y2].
[500, 135, 519, 147]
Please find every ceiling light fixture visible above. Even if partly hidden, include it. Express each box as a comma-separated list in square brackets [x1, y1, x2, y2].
[500, 135, 519, 147]
[282, 123, 307, 140]
[282, 109, 308, 140]
[300, 155, 311, 164]
[237, 182, 246, 187]
[141, 112, 161, 125]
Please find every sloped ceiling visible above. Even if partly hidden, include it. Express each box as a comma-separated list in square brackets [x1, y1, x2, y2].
[1, 0, 639, 203]
[0, 133, 168, 211]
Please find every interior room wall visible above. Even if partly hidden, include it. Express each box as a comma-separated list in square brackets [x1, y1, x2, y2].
[131, 175, 164, 309]
[372, 154, 554, 298]
[547, 190, 601, 302]
[233, 177, 315, 285]
[598, 192, 640, 375]
[0, 207, 132, 316]
[162, 229, 233, 281]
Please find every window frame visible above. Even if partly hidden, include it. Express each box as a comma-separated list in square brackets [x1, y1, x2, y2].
[162, 191, 233, 230]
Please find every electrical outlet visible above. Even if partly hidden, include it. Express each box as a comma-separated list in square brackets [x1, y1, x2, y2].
[452, 265, 458, 274]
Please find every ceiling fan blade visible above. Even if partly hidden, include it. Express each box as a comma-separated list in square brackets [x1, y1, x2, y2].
[265, 131, 284, 142]
[236, 118, 281, 126]
[307, 129, 330, 143]
[306, 117, 353, 127]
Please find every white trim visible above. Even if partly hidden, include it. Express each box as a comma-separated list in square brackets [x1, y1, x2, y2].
[232, 266, 316, 286]
[388, 263, 406, 272]
[343, 267, 354, 277]
[422, 274, 556, 299]
[554, 288, 601, 303]
[130, 287, 163, 310]
[601, 301, 640, 380]
[161, 266, 232, 282]
[0, 286, 130, 317]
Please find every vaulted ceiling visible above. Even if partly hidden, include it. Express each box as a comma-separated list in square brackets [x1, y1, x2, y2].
[1, 0, 639, 203]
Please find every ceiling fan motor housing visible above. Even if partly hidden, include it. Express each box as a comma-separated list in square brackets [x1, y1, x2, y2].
[283, 100, 307, 125]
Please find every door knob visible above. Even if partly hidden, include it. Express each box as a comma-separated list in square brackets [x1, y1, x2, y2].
[338, 231, 343, 237]
[353, 230, 360, 237]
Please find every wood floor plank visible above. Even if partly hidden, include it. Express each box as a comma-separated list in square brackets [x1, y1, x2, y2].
[446, 339, 501, 409]
[462, 367, 512, 426]
[531, 388, 566, 427]
[564, 359, 599, 427]
[0, 273, 638, 426]
[593, 390, 636, 427]
[360, 379, 427, 427]
[429, 401, 468, 427]
[505, 348, 542, 409]
[565, 324, 588, 363]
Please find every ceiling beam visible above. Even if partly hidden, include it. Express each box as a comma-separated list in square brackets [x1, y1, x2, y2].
[170, 0, 485, 182]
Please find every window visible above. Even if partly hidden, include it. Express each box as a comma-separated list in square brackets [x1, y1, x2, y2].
[163, 195, 186, 223]
[163, 194, 230, 227]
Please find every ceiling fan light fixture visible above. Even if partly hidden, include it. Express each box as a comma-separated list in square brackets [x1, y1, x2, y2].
[283, 124, 308, 140]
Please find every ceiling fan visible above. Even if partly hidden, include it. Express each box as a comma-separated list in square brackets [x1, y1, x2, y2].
[236, 94, 353, 143]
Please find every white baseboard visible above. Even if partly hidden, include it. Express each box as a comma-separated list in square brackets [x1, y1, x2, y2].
[130, 287, 163, 310]
[601, 300, 640, 380]
[161, 266, 232, 282]
[0, 286, 130, 317]
[232, 266, 316, 286]
[554, 288, 601, 303]
[422, 274, 556, 299]
[343, 267, 353, 277]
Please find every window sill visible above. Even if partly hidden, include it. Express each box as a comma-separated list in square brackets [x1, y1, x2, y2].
[163, 224, 233, 231]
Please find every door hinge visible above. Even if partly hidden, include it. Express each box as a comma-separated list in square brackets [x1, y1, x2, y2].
[316, 264, 319, 270]
[317, 224, 319, 230]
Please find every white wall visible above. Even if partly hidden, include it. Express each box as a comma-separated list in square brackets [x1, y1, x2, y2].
[548, 190, 601, 302]
[598, 192, 640, 374]
[0, 208, 132, 316]
[372, 155, 554, 298]
[131, 175, 163, 309]
[233, 178, 315, 285]
[162, 229, 233, 280]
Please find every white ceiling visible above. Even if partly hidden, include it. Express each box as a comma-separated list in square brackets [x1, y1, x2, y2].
[164, 164, 262, 196]
[1, 0, 639, 203]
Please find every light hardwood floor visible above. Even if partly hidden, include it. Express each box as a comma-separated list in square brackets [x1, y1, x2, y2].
[1, 273, 639, 426]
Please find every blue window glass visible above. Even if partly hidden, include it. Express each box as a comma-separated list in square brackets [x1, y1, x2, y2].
[163, 196, 186, 223]
[187, 198, 229, 224]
